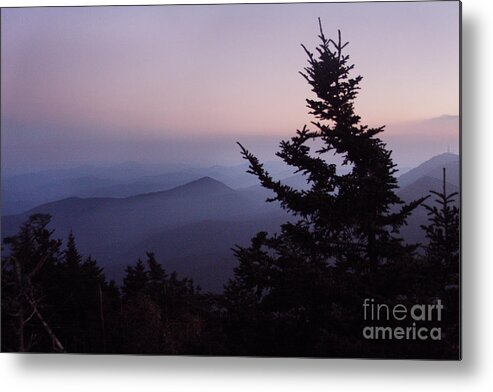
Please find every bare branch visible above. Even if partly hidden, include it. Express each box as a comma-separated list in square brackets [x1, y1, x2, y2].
[24, 293, 65, 352]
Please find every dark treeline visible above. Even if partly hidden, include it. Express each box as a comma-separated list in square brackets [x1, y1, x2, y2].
[1, 214, 227, 355]
[0, 178, 461, 358]
[1, 22, 459, 358]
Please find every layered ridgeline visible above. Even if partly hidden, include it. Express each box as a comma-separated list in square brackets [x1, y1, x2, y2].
[2, 176, 287, 291]
[2, 161, 294, 215]
[2, 153, 459, 291]
[396, 153, 459, 245]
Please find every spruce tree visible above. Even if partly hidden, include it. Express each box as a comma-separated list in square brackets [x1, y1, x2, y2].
[1, 214, 64, 352]
[237, 20, 424, 275]
[226, 20, 426, 355]
[421, 168, 460, 282]
[419, 168, 460, 357]
[56, 232, 107, 352]
[146, 252, 167, 302]
[122, 259, 148, 299]
[64, 230, 82, 268]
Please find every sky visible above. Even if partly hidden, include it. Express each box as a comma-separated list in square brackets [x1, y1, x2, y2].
[1, 1, 460, 174]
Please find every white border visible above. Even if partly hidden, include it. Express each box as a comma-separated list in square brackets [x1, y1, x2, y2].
[1, 0, 492, 391]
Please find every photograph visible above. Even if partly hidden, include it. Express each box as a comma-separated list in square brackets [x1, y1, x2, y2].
[1, 1, 460, 359]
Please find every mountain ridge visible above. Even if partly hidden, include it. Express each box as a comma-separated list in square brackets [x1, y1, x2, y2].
[2, 153, 461, 291]
[398, 152, 459, 188]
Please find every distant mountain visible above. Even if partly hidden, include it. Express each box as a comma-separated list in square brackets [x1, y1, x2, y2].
[2, 153, 461, 291]
[395, 153, 460, 245]
[397, 175, 459, 245]
[398, 175, 459, 204]
[2, 161, 295, 214]
[2, 177, 285, 291]
[1, 162, 177, 214]
[2, 176, 121, 215]
[397, 153, 459, 188]
[425, 160, 459, 188]
[118, 211, 287, 292]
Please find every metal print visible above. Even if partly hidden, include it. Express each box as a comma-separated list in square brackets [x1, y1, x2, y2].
[0, 1, 461, 359]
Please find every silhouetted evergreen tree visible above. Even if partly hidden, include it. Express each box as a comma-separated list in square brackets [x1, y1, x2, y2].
[225, 20, 426, 356]
[1, 214, 64, 352]
[419, 168, 460, 355]
[421, 168, 460, 283]
[2, 216, 121, 353]
[120, 253, 208, 354]
[2, 215, 221, 354]
[64, 230, 82, 267]
[51, 233, 110, 353]
[146, 252, 167, 310]
[122, 259, 148, 299]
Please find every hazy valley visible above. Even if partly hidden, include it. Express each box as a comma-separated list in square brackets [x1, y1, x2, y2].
[2, 153, 459, 292]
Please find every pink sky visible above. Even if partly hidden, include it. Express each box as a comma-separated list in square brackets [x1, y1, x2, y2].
[1, 2, 459, 171]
